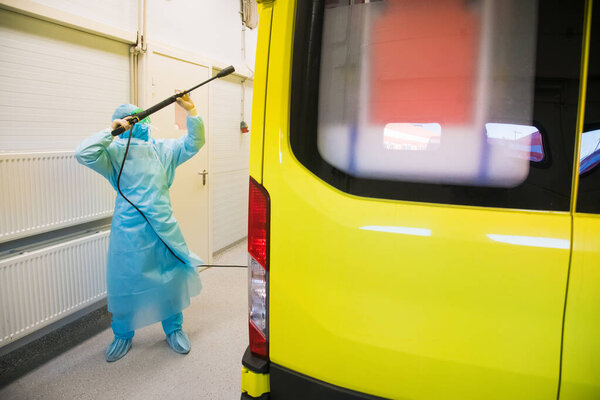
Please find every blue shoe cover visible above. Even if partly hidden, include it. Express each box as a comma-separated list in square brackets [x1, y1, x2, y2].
[166, 330, 190, 354]
[105, 337, 132, 362]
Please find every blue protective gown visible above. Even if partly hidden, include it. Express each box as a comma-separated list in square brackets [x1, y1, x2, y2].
[75, 109, 205, 333]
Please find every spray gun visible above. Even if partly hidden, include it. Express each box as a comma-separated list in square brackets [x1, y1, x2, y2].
[111, 65, 235, 136]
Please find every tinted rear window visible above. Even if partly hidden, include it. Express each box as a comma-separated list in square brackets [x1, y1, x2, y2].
[291, 0, 584, 211]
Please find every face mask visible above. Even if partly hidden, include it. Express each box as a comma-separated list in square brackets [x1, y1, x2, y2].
[132, 122, 151, 141]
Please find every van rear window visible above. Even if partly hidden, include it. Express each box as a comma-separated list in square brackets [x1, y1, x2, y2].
[290, 0, 584, 211]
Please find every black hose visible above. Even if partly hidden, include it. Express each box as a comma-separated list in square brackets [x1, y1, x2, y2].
[116, 128, 246, 270]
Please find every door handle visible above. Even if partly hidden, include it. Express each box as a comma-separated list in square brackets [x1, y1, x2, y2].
[198, 169, 208, 186]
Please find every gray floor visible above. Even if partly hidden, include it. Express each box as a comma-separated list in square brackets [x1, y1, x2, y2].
[0, 240, 248, 400]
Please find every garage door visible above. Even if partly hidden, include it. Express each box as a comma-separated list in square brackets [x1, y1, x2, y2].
[0, 8, 130, 151]
[210, 74, 252, 252]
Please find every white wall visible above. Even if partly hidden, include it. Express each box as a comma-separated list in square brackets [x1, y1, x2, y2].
[24, 0, 138, 33]
[147, 0, 257, 73]
[1, 0, 257, 70]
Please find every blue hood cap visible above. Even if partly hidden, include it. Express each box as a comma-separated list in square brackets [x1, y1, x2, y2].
[112, 103, 151, 141]
[112, 103, 138, 120]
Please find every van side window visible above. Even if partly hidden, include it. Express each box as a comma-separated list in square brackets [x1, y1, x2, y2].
[577, 4, 600, 214]
[290, 0, 585, 211]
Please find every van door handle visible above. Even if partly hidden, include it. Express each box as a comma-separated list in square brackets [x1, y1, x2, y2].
[198, 169, 208, 186]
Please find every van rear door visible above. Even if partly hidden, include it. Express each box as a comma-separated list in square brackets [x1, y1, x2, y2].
[262, 0, 586, 399]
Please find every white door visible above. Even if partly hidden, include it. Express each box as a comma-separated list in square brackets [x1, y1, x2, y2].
[210, 75, 252, 252]
[149, 52, 210, 261]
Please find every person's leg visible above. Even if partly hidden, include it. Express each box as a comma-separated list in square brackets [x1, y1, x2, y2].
[105, 318, 134, 362]
[161, 312, 183, 336]
[162, 312, 190, 354]
[112, 319, 135, 339]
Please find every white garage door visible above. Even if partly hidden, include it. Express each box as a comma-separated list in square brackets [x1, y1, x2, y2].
[210, 75, 252, 253]
[0, 8, 130, 152]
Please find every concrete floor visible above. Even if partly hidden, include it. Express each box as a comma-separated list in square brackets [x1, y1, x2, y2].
[0, 240, 248, 400]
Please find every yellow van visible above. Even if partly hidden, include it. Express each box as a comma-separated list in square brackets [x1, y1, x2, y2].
[241, 0, 600, 399]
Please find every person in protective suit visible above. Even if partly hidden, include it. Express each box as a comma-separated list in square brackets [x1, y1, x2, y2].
[75, 93, 204, 362]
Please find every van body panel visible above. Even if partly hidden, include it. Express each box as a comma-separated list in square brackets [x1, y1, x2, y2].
[266, 156, 571, 399]
[261, 1, 572, 398]
[248, 1, 274, 183]
[560, 213, 600, 399]
[560, 2, 600, 398]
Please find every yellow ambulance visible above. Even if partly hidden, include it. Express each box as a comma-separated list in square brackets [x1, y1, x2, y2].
[241, 0, 600, 399]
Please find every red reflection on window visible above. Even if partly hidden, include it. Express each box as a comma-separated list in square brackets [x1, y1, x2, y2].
[370, 0, 480, 125]
[529, 131, 544, 162]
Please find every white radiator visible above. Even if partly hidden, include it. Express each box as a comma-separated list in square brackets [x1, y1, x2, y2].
[0, 230, 109, 347]
[0, 152, 115, 243]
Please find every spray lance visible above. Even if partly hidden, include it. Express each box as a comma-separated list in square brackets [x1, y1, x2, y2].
[111, 65, 236, 136]
[112, 65, 244, 269]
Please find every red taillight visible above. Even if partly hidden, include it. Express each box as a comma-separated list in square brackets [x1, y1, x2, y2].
[248, 177, 270, 269]
[249, 320, 268, 356]
[248, 177, 270, 359]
